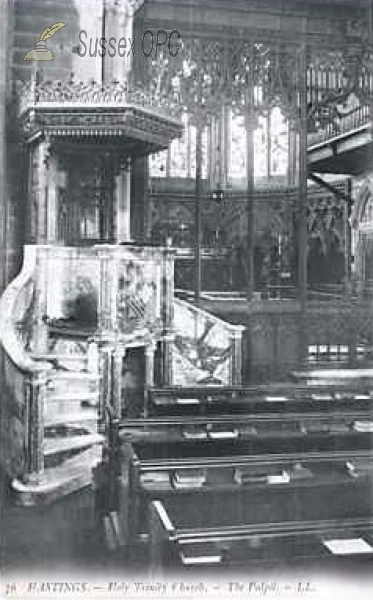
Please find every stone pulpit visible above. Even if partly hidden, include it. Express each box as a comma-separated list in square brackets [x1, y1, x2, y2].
[0, 73, 182, 502]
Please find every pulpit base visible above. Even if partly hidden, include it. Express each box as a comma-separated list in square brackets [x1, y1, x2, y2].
[11, 445, 102, 506]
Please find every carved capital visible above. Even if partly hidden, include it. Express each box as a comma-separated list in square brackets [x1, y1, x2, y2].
[119, 155, 132, 174]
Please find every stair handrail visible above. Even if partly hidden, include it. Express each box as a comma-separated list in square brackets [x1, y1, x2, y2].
[0, 246, 52, 373]
[307, 103, 370, 149]
[174, 297, 245, 335]
[173, 297, 245, 386]
[0, 246, 52, 485]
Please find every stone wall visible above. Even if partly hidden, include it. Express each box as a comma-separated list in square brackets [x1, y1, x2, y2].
[0, 0, 8, 489]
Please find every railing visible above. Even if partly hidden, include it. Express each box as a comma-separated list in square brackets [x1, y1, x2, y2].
[0, 246, 51, 482]
[16, 76, 182, 122]
[308, 104, 370, 148]
[173, 298, 245, 386]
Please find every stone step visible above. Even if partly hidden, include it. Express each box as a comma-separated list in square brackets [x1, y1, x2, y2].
[47, 382, 99, 397]
[49, 391, 100, 403]
[46, 391, 99, 403]
[44, 409, 98, 428]
[12, 445, 103, 506]
[44, 400, 99, 424]
[43, 433, 104, 457]
[33, 354, 88, 370]
[46, 371, 99, 396]
[34, 354, 87, 361]
[49, 371, 99, 381]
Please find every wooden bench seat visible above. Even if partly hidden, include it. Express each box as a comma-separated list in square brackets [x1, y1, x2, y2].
[149, 499, 373, 571]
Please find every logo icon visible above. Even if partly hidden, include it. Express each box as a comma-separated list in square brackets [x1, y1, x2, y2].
[24, 22, 66, 61]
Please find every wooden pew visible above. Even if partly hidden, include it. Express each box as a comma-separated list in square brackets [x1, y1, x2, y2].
[96, 382, 373, 564]
[147, 384, 373, 416]
[149, 496, 373, 572]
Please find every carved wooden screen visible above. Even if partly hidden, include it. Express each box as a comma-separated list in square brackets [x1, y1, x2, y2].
[56, 152, 114, 246]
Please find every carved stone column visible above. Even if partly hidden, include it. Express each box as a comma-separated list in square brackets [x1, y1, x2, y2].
[288, 128, 299, 186]
[33, 246, 49, 356]
[0, 7, 5, 296]
[160, 333, 173, 387]
[344, 178, 353, 296]
[244, 50, 256, 302]
[145, 341, 156, 390]
[111, 347, 124, 418]
[108, 0, 134, 83]
[28, 151, 37, 244]
[130, 156, 149, 243]
[98, 344, 123, 421]
[162, 246, 174, 333]
[297, 43, 309, 367]
[31, 138, 52, 245]
[25, 370, 47, 483]
[229, 327, 245, 386]
[161, 246, 174, 386]
[46, 145, 58, 244]
[97, 247, 115, 335]
[194, 121, 203, 303]
[115, 156, 131, 244]
[98, 345, 112, 423]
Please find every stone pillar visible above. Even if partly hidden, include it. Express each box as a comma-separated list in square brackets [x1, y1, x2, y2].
[161, 333, 173, 387]
[28, 148, 37, 244]
[97, 248, 114, 335]
[111, 347, 124, 419]
[221, 104, 229, 183]
[288, 128, 299, 186]
[0, 2, 5, 296]
[46, 148, 58, 243]
[31, 138, 51, 245]
[33, 246, 49, 356]
[245, 70, 255, 301]
[25, 370, 47, 483]
[116, 157, 131, 243]
[145, 342, 156, 389]
[161, 246, 174, 386]
[229, 327, 245, 386]
[297, 43, 309, 367]
[130, 156, 149, 243]
[143, 341, 156, 417]
[344, 178, 353, 296]
[107, 0, 133, 83]
[358, 234, 366, 296]
[99, 344, 123, 421]
[0, 0, 6, 488]
[194, 124, 203, 303]
[99, 345, 112, 423]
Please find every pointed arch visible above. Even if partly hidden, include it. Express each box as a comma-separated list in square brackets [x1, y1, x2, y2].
[353, 178, 373, 232]
[352, 178, 373, 288]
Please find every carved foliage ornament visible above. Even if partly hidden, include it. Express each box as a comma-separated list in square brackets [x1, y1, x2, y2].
[147, 39, 304, 127]
[16, 72, 183, 121]
[149, 20, 372, 133]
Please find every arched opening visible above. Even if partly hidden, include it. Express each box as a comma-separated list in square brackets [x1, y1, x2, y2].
[354, 180, 373, 292]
